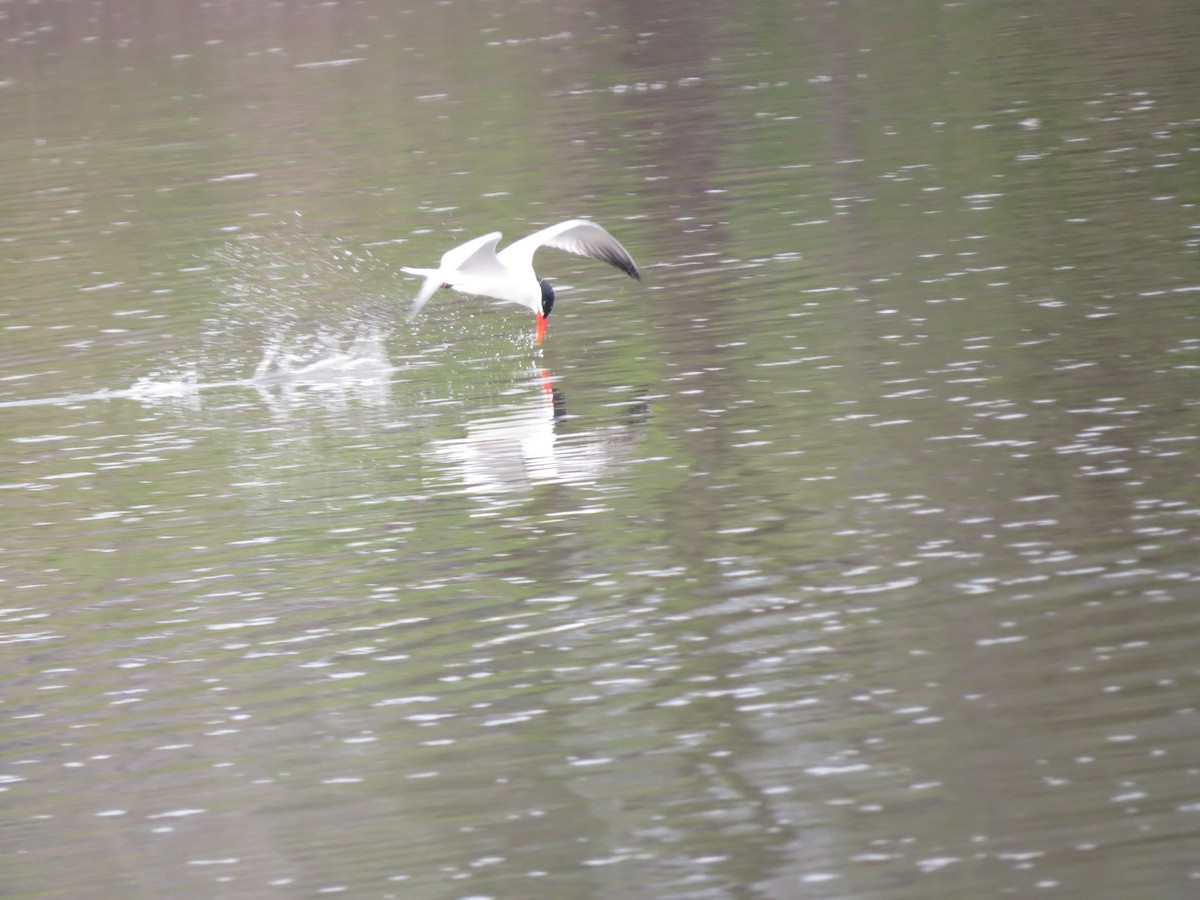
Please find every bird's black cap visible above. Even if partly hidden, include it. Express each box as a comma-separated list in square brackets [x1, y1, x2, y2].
[539, 278, 555, 318]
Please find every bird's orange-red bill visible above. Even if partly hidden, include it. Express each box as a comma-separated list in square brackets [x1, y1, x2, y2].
[534, 312, 547, 345]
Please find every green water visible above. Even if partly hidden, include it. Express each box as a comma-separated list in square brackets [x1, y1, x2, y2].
[2, 2, 1198, 897]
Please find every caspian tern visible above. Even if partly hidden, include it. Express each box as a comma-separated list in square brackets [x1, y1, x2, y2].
[401, 219, 640, 344]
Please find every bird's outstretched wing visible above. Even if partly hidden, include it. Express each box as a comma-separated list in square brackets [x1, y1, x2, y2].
[441, 231, 507, 278]
[497, 220, 640, 281]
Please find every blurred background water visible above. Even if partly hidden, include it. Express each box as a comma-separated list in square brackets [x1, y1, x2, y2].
[2, 1, 1198, 897]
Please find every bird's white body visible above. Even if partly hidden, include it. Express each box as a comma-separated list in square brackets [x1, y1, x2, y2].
[401, 219, 640, 327]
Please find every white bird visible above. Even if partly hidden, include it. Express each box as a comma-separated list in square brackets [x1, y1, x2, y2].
[401, 219, 640, 344]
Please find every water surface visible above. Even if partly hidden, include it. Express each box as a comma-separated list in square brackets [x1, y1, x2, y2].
[2, 1, 1199, 897]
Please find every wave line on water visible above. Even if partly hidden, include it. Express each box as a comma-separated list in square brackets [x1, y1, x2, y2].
[476, 615, 619, 647]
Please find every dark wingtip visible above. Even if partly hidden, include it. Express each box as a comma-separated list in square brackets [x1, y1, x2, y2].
[600, 246, 641, 281]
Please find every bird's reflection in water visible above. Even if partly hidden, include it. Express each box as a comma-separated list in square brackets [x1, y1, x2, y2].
[428, 368, 650, 497]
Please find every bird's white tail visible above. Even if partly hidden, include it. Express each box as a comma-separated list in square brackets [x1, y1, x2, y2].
[401, 267, 442, 321]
